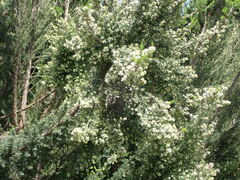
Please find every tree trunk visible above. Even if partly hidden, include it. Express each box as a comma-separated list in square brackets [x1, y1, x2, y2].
[12, 1, 21, 127]
[64, 0, 70, 21]
[12, 63, 19, 127]
[19, 0, 37, 128]
[20, 58, 32, 128]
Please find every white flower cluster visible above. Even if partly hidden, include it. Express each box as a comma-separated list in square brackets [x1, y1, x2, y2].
[141, 0, 180, 19]
[64, 34, 81, 49]
[180, 85, 231, 140]
[71, 119, 112, 145]
[177, 161, 218, 180]
[71, 125, 98, 144]
[136, 95, 179, 140]
[191, 22, 227, 56]
[185, 86, 231, 109]
[105, 46, 155, 87]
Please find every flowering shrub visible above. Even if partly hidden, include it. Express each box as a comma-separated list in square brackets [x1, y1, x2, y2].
[37, 0, 231, 179]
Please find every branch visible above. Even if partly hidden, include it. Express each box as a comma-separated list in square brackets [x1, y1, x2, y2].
[41, 104, 80, 137]
[0, 89, 56, 120]
[34, 159, 42, 180]
[224, 72, 240, 98]
[210, 71, 240, 123]
[42, 119, 64, 137]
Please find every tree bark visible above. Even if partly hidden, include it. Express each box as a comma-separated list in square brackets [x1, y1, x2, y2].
[12, 63, 19, 127]
[64, 0, 70, 21]
[20, 58, 32, 128]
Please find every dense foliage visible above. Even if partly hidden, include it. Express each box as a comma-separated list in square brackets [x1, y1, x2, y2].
[0, 0, 240, 179]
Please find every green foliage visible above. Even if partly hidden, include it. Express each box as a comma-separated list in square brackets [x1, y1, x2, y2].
[0, 0, 240, 179]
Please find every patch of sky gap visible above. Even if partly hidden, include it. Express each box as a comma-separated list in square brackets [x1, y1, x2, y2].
[181, 0, 193, 15]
